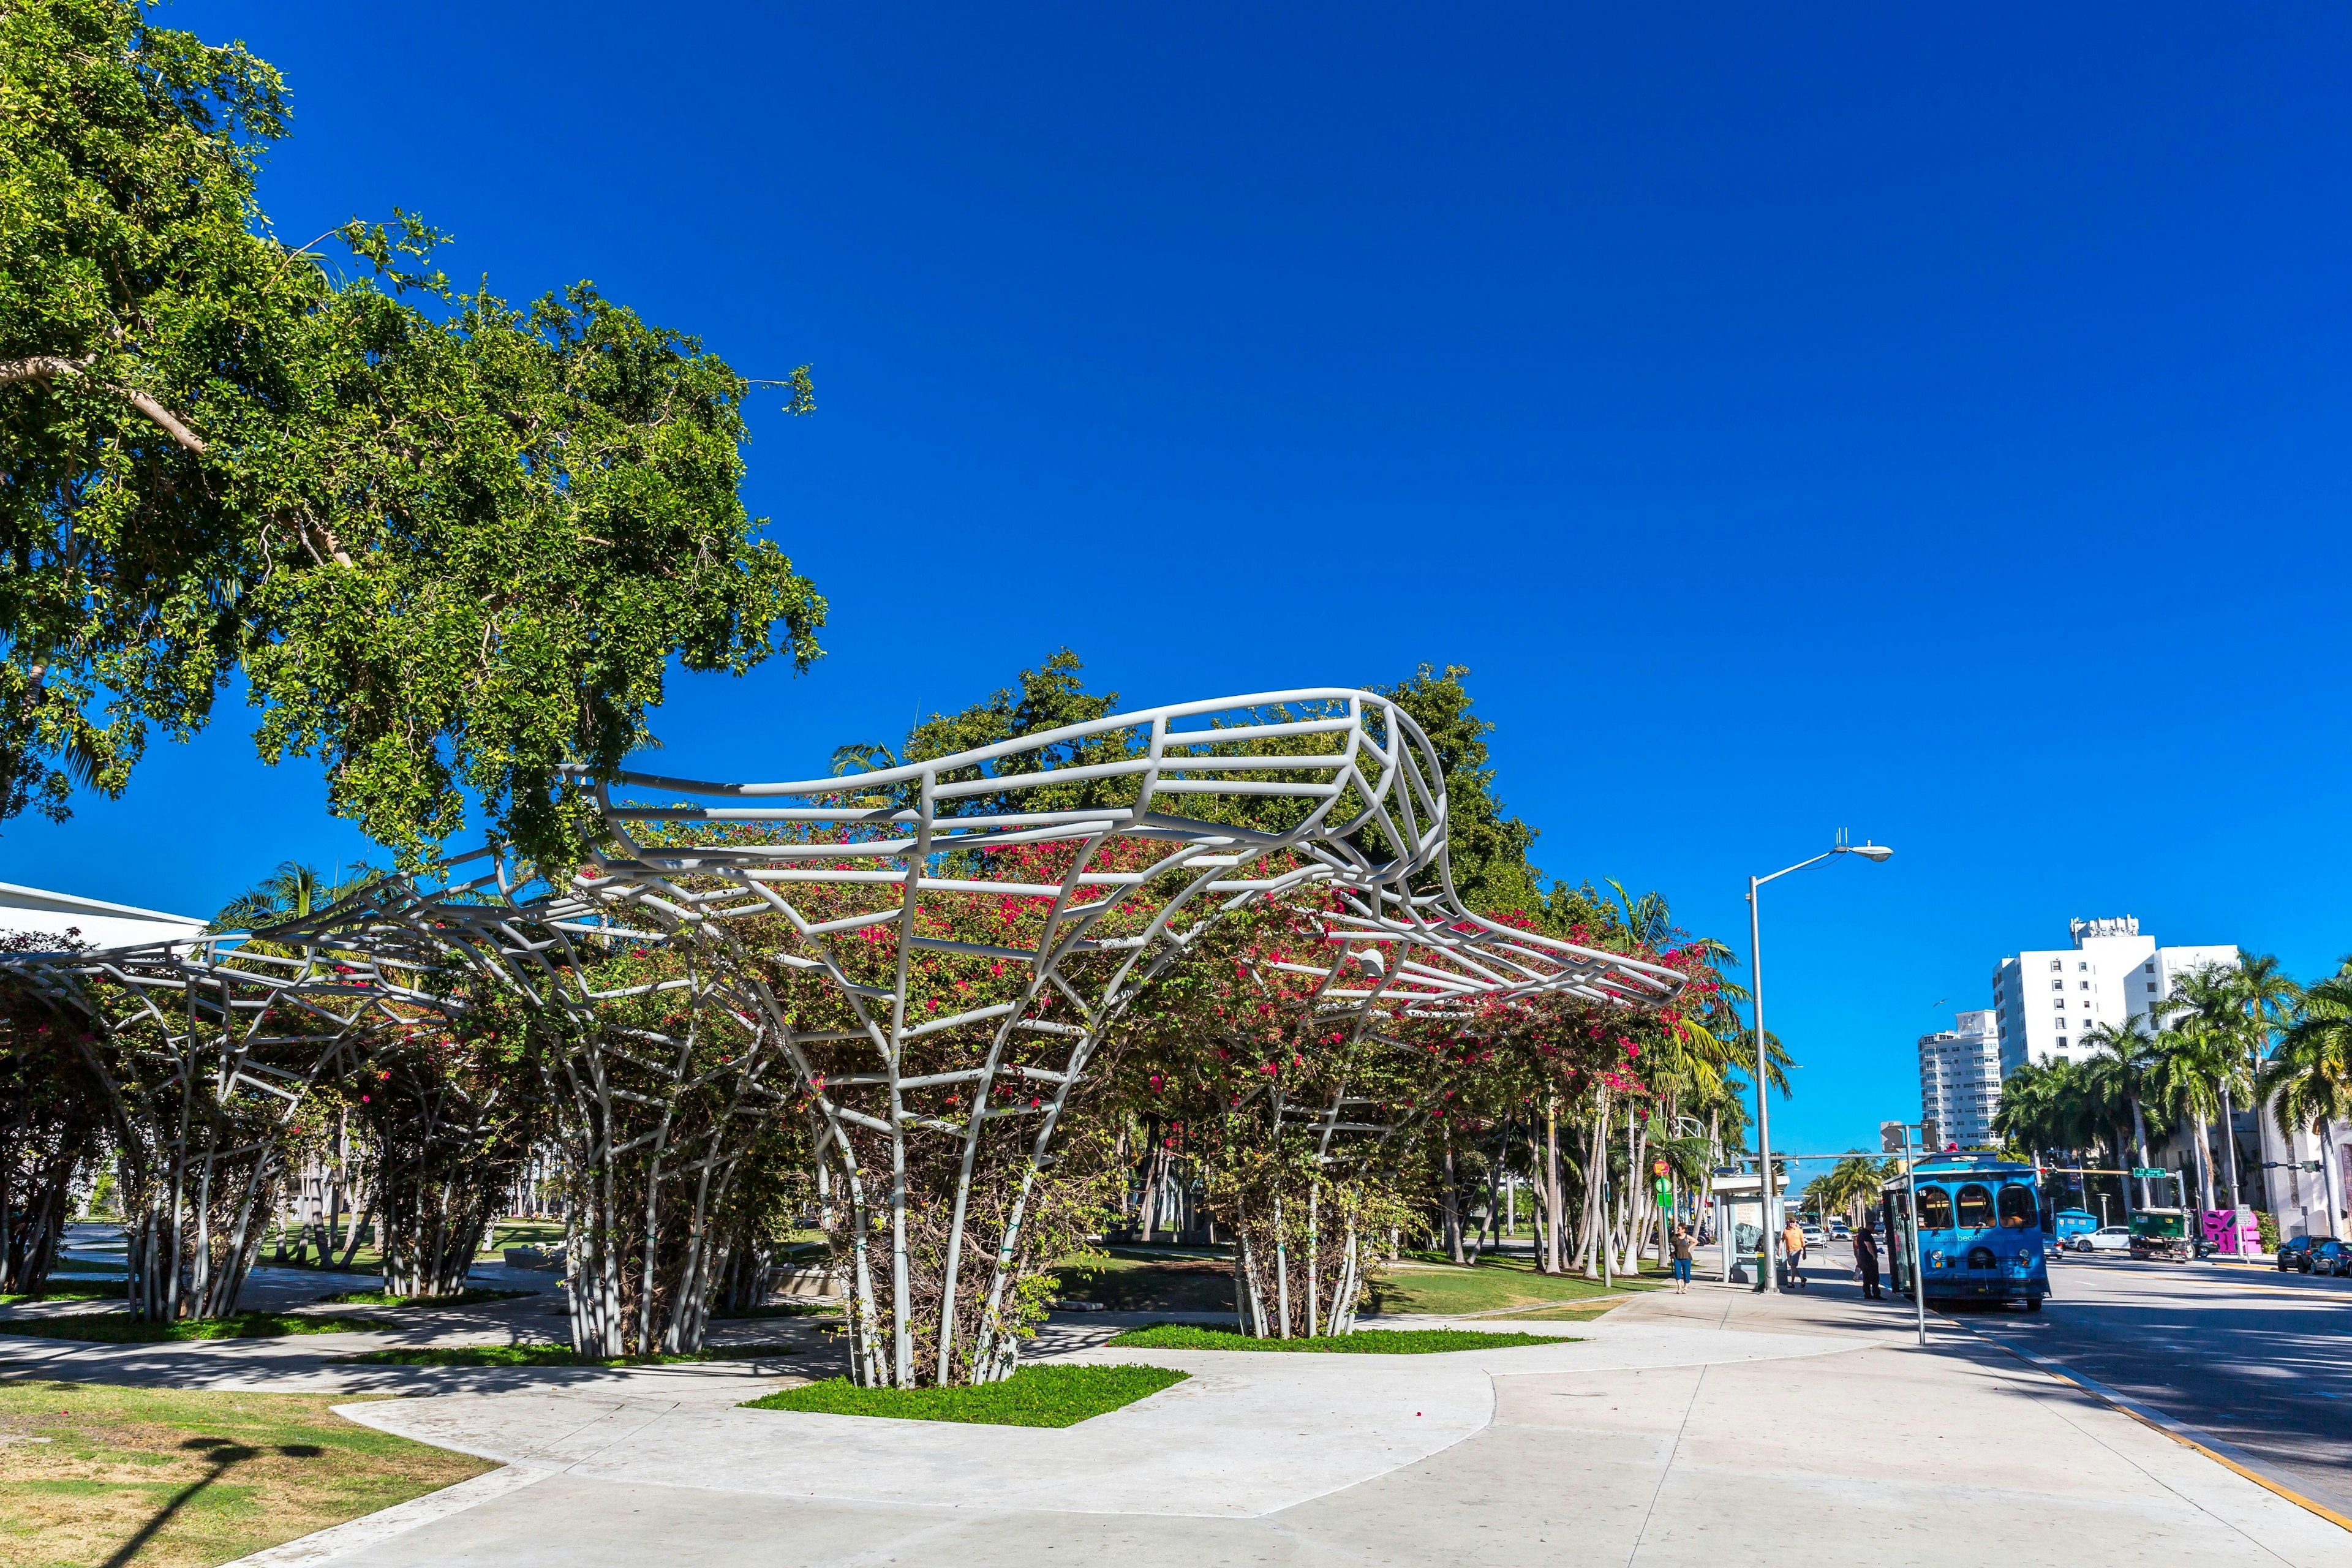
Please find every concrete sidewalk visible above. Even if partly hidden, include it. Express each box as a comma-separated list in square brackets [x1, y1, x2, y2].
[250, 1275, 2348, 1567]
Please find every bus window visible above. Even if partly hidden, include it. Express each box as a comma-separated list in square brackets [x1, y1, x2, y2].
[1997, 1185, 2037, 1228]
[1917, 1186, 1953, 1229]
[1956, 1185, 1994, 1228]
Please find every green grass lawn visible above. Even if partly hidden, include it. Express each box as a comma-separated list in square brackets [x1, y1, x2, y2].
[1051, 1251, 1238, 1313]
[1105, 1323, 1565, 1354]
[481, 1219, 567, 1254]
[744, 1363, 1187, 1427]
[0, 1376, 491, 1568]
[1365, 1253, 1665, 1316]
[347, 1340, 801, 1368]
[0, 1281, 126, 1306]
[711, 1301, 839, 1321]
[0, 1312, 388, 1344]
[311, 1288, 532, 1309]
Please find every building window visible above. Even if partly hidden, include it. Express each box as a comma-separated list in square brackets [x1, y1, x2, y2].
[2049, 960, 2062, 973]
[2079, 981, 2090, 990]
[2144, 962, 2155, 974]
[2079, 962, 2089, 972]
[2055, 1037, 2067, 1049]
[2052, 981, 2064, 992]
[2146, 981, 2157, 992]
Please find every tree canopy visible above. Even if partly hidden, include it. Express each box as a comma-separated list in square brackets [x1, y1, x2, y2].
[1, 0, 824, 867]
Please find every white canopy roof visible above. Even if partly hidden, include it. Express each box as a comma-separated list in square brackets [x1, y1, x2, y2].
[0, 881, 206, 951]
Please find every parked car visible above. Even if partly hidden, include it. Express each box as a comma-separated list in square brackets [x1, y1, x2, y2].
[1830, 1221, 1852, 1240]
[2070, 1224, 2132, 1253]
[2276, 1236, 2352, 1276]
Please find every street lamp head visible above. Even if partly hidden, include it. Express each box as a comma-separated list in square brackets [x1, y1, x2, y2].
[1844, 842, 1893, 862]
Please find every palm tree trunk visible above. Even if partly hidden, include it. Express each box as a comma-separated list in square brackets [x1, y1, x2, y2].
[2130, 1097, 2152, 1208]
[2217, 1086, 2243, 1210]
[2193, 1113, 2217, 1213]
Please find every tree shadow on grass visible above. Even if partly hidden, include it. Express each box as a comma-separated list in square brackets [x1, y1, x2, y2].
[98, 1435, 316, 1567]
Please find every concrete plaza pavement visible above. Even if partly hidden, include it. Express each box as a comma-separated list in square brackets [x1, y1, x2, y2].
[247, 1274, 2346, 1567]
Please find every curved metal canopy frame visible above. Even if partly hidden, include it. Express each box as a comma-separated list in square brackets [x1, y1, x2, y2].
[1, 686, 1687, 1365]
[563, 687, 1685, 1380]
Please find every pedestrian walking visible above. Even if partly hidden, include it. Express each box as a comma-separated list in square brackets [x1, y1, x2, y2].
[1853, 1224, 1883, 1300]
[1782, 1217, 1808, 1290]
[1669, 1221, 1695, 1294]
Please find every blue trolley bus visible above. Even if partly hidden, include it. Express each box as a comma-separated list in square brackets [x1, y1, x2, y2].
[1882, 1155, 2049, 1313]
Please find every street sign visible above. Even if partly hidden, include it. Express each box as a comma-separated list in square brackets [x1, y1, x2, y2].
[1653, 1178, 1673, 1204]
[1651, 1158, 1670, 1179]
[2130, 1167, 2169, 1180]
[1921, 1118, 1940, 1152]
[1880, 1120, 1905, 1154]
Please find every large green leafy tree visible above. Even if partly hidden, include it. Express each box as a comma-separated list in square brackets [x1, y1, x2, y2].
[1, 0, 824, 867]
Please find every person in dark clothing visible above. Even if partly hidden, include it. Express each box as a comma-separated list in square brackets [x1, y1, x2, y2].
[1853, 1225, 1883, 1299]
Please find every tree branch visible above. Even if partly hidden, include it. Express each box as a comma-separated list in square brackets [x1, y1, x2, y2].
[0, 354, 208, 454]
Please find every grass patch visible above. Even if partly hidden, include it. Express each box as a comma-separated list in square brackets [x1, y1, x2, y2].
[312, 1288, 532, 1309]
[0, 1281, 127, 1305]
[1050, 1251, 1238, 1313]
[0, 1376, 489, 1568]
[345, 1340, 799, 1368]
[1366, 1253, 1665, 1316]
[1492, 1300, 1630, 1322]
[0, 1311, 388, 1344]
[1105, 1322, 1564, 1354]
[744, 1363, 1186, 1427]
[711, 1301, 837, 1320]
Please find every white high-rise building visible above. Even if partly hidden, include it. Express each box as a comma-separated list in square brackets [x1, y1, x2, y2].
[1919, 1009, 2002, 1149]
[1991, 916, 2236, 1074]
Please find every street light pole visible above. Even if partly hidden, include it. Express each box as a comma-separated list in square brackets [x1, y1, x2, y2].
[1746, 835, 1893, 1296]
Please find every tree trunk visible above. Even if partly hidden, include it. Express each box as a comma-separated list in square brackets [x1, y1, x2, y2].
[1544, 1101, 1564, 1275]
[2130, 1096, 2152, 1209]
[1441, 1128, 1465, 1265]
[2218, 1087, 2244, 1210]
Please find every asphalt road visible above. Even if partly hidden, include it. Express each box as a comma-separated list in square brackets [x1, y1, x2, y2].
[1798, 1237, 2352, 1515]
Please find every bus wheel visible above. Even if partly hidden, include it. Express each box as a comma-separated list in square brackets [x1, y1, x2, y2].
[2026, 1297, 2043, 1313]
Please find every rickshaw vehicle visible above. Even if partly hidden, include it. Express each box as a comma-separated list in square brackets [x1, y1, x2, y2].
[1883, 1155, 2050, 1312]
[2128, 1209, 2196, 1262]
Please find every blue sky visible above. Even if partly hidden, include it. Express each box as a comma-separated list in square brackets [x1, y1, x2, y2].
[16, 4, 2352, 1158]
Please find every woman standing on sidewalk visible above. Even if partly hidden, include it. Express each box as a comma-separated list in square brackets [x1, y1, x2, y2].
[1670, 1222, 1696, 1293]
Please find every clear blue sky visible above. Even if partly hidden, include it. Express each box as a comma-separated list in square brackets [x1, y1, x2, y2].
[17, 4, 2352, 1158]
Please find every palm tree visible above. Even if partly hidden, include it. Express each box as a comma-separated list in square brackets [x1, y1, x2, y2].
[2143, 1024, 2230, 1213]
[2079, 1017, 2154, 1211]
[212, 861, 381, 932]
[2161, 965, 2256, 1210]
[2261, 962, 2352, 1237]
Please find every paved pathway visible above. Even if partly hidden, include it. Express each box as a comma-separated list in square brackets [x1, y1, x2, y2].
[220, 1277, 2351, 1566]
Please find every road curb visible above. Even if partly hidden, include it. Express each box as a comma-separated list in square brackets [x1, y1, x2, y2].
[1948, 1321, 2352, 1536]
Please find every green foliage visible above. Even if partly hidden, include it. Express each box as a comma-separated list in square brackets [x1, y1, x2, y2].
[0, 1310, 388, 1341]
[742, 1363, 1188, 1427]
[1372, 665, 1546, 919]
[0, 0, 824, 868]
[1106, 1322, 1562, 1353]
